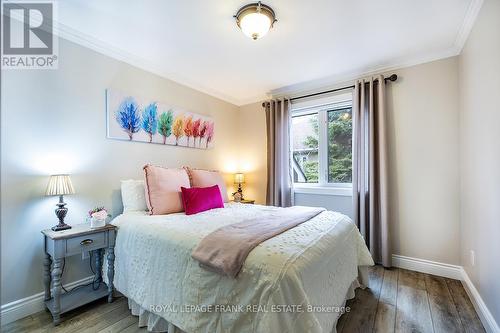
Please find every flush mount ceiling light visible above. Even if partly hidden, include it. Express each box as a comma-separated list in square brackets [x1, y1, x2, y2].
[234, 2, 277, 40]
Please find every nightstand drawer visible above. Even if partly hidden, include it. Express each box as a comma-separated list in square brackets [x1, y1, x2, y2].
[66, 232, 106, 255]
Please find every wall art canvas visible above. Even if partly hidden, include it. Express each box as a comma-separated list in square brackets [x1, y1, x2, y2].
[106, 89, 215, 149]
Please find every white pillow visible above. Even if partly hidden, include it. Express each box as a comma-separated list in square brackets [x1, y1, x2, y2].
[121, 179, 148, 213]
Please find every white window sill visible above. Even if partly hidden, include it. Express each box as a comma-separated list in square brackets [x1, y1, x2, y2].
[293, 186, 352, 196]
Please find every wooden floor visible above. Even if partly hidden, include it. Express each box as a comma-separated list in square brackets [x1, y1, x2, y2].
[2, 267, 485, 333]
[337, 266, 485, 333]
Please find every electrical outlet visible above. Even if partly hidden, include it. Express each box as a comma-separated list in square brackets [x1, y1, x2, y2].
[82, 251, 89, 260]
[470, 250, 475, 267]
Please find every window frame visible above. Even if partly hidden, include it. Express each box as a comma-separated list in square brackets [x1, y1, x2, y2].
[290, 94, 353, 194]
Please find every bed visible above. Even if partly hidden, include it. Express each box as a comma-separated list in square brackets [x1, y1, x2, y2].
[107, 202, 374, 333]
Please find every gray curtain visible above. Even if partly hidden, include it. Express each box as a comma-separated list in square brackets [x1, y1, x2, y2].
[264, 98, 293, 207]
[352, 75, 391, 267]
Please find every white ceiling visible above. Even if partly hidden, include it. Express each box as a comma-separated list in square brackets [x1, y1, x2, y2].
[54, 0, 480, 105]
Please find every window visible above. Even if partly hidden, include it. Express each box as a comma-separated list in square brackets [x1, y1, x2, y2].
[291, 94, 353, 188]
[327, 108, 352, 183]
[291, 113, 318, 183]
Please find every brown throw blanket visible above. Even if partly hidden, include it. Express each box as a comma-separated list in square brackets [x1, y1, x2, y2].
[191, 206, 325, 278]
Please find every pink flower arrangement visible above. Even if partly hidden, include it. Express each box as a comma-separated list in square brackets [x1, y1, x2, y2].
[88, 206, 110, 220]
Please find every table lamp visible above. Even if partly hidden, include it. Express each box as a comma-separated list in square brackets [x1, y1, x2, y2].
[234, 173, 245, 200]
[46, 174, 75, 231]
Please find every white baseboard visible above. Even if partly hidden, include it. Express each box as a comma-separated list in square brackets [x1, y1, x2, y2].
[0, 276, 94, 326]
[460, 268, 500, 333]
[2, 257, 499, 333]
[392, 254, 463, 279]
[392, 254, 499, 333]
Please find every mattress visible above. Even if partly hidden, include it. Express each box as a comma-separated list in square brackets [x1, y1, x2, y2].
[108, 203, 374, 333]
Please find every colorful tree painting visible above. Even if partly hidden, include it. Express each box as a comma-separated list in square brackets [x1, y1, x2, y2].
[199, 120, 208, 147]
[115, 97, 141, 140]
[192, 119, 202, 147]
[199, 121, 207, 139]
[108, 89, 214, 149]
[158, 110, 174, 144]
[172, 115, 185, 145]
[183, 116, 194, 146]
[141, 102, 158, 142]
[205, 121, 215, 148]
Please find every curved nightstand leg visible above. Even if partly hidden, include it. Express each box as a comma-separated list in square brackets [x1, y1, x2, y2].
[94, 249, 102, 283]
[106, 247, 115, 303]
[43, 253, 52, 301]
[51, 258, 63, 325]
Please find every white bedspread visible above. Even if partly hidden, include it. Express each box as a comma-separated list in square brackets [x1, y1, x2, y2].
[110, 203, 373, 333]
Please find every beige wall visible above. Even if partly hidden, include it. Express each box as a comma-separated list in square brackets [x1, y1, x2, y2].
[458, 0, 500, 323]
[240, 57, 462, 265]
[237, 102, 267, 204]
[235, 23, 500, 322]
[0, 37, 240, 305]
[386, 57, 461, 264]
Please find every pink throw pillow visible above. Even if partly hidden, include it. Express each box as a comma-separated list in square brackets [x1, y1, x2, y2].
[184, 167, 229, 202]
[143, 165, 190, 215]
[181, 185, 224, 215]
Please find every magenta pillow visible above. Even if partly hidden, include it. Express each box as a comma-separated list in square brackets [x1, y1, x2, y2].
[181, 185, 224, 215]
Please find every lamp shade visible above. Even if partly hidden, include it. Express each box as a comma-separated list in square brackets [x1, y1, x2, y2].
[234, 173, 245, 184]
[45, 174, 75, 196]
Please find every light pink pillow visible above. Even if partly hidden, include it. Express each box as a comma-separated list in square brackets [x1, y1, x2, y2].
[143, 165, 190, 215]
[181, 185, 224, 215]
[184, 167, 229, 202]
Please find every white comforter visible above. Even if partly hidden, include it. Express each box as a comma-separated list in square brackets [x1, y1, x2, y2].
[110, 203, 373, 333]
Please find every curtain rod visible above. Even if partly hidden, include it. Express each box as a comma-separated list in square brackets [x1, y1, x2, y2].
[262, 74, 398, 107]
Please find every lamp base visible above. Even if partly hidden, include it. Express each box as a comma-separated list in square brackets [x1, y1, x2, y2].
[52, 195, 72, 231]
[51, 223, 72, 231]
[237, 184, 244, 200]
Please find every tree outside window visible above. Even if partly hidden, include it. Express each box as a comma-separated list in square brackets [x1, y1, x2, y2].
[292, 113, 318, 183]
[327, 108, 352, 183]
[291, 107, 352, 184]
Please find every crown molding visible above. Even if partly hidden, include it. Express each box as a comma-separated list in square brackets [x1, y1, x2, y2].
[1, 3, 243, 105]
[53, 22, 244, 106]
[4, 0, 483, 106]
[270, 47, 459, 99]
[454, 0, 484, 54]
[269, 0, 484, 100]
[236, 93, 270, 106]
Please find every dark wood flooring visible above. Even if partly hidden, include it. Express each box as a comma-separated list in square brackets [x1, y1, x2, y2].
[2, 267, 485, 333]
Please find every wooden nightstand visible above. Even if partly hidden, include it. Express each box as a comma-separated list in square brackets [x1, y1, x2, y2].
[232, 199, 255, 204]
[41, 223, 116, 325]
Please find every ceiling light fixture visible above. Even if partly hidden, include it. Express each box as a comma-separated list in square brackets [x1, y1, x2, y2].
[234, 2, 277, 40]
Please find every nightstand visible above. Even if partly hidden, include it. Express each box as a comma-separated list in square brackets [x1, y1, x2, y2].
[232, 199, 255, 204]
[41, 223, 116, 325]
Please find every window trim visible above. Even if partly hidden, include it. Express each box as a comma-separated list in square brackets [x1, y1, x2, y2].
[291, 97, 353, 192]
[293, 185, 352, 197]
